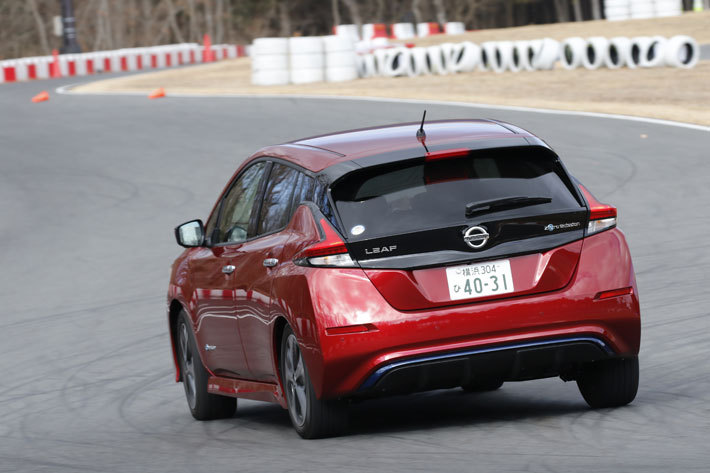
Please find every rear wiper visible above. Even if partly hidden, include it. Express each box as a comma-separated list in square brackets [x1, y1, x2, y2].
[465, 196, 552, 218]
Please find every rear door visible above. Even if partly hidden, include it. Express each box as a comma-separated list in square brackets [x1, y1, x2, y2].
[235, 162, 313, 382]
[330, 146, 588, 310]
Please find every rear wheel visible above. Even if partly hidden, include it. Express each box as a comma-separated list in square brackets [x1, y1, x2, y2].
[177, 311, 236, 420]
[280, 326, 347, 438]
[577, 356, 639, 408]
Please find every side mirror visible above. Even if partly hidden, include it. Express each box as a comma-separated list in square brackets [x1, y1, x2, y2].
[175, 220, 205, 248]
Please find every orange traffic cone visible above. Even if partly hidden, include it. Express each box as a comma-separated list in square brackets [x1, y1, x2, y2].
[50, 49, 61, 78]
[148, 87, 166, 99]
[32, 91, 49, 103]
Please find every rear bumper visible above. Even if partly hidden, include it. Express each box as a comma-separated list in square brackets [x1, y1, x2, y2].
[357, 336, 613, 396]
[304, 228, 640, 399]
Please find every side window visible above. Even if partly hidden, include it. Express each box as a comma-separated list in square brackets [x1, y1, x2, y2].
[257, 164, 300, 235]
[314, 177, 340, 232]
[289, 172, 315, 216]
[213, 162, 266, 244]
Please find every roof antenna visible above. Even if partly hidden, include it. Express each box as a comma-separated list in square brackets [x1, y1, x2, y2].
[416, 110, 429, 153]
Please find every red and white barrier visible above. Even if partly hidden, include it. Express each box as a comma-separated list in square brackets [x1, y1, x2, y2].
[362, 23, 388, 40]
[417, 22, 441, 37]
[0, 41, 247, 84]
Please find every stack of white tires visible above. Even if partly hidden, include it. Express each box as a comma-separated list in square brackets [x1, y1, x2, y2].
[334, 24, 360, 42]
[251, 38, 289, 86]
[654, 0, 683, 16]
[324, 35, 358, 82]
[629, 0, 656, 18]
[444, 22, 466, 35]
[289, 37, 324, 84]
[605, 0, 631, 20]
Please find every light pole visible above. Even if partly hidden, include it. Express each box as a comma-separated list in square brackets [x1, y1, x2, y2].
[60, 0, 81, 53]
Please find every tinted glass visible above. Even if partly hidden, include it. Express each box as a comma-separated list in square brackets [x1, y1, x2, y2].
[332, 149, 581, 240]
[214, 162, 266, 244]
[289, 172, 315, 216]
[257, 164, 299, 235]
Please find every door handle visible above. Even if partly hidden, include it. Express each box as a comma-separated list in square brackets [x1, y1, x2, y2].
[263, 258, 278, 268]
[222, 265, 236, 274]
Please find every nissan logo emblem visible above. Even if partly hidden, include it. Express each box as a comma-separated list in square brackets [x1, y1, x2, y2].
[463, 226, 489, 249]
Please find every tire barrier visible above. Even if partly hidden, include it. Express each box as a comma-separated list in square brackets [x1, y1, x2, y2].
[449, 42, 480, 73]
[641, 36, 668, 68]
[629, 36, 652, 67]
[561, 37, 587, 70]
[655, 0, 683, 16]
[663, 35, 700, 68]
[514, 40, 535, 72]
[409, 47, 431, 76]
[582, 37, 610, 70]
[251, 38, 289, 86]
[606, 36, 633, 69]
[605, 0, 683, 21]
[532, 38, 560, 70]
[425, 45, 449, 75]
[324, 35, 358, 83]
[334, 24, 360, 42]
[249, 33, 698, 85]
[480, 41, 497, 72]
[289, 37, 324, 84]
[444, 22, 466, 36]
[629, 0, 656, 19]
[383, 47, 412, 77]
[491, 41, 514, 73]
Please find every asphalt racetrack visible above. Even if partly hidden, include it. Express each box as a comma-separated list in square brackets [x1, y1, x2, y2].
[1, 75, 709, 473]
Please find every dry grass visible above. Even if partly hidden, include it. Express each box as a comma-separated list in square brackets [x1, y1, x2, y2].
[74, 12, 710, 127]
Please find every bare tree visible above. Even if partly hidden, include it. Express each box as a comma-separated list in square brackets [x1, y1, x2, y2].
[341, 0, 362, 28]
[411, 0, 423, 24]
[27, 0, 51, 55]
[164, 0, 186, 43]
[432, 0, 447, 24]
[553, 0, 570, 22]
[590, 0, 602, 20]
[571, 0, 583, 21]
[331, 0, 341, 25]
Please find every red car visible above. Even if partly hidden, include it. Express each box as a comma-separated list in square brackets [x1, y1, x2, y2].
[168, 119, 640, 438]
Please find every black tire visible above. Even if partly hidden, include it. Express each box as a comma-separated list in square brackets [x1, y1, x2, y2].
[461, 379, 504, 393]
[280, 326, 348, 439]
[577, 356, 639, 408]
[177, 311, 236, 420]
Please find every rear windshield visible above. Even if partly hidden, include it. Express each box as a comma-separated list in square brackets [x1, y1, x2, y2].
[331, 148, 581, 240]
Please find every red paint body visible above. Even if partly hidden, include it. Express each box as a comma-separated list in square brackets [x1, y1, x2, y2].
[167, 120, 641, 407]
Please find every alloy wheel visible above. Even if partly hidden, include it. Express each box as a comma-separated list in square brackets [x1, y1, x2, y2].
[179, 323, 197, 410]
[284, 334, 308, 427]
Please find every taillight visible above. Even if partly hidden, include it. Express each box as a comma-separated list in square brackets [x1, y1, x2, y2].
[578, 184, 617, 235]
[295, 218, 357, 268]
[424, 148, 470, 162]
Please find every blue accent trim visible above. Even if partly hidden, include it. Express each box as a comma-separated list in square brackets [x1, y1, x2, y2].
[358, 336, 614, 391]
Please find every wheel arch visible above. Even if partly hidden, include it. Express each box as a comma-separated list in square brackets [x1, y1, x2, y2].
[272, 315, 289, 389]
[168, 299, 185, 382]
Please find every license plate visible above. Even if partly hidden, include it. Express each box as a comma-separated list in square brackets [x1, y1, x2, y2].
[445, 259, 515, 301]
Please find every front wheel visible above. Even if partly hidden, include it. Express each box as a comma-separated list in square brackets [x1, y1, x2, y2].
[280, 326, 347, 439]
[577, 356, 639, 408]
[177, 311, 236, 420]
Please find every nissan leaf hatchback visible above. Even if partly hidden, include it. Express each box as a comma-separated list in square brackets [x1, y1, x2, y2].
[168, 120, 640, 438]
